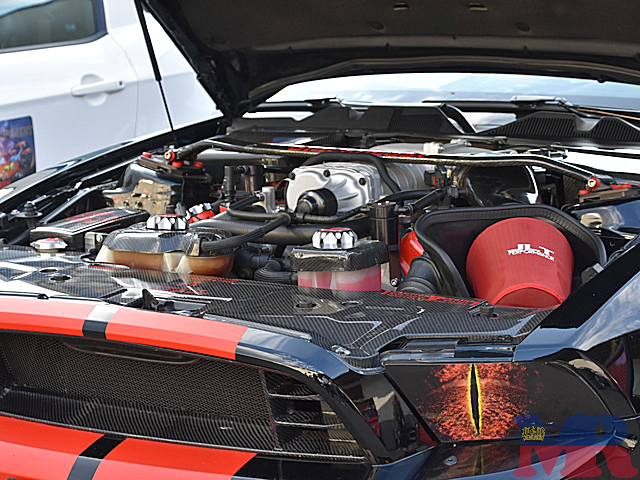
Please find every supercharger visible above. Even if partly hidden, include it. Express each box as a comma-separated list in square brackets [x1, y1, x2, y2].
[286, 161, 436, 213]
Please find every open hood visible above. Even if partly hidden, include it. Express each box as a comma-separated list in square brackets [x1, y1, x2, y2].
[146, 0, 640, 119]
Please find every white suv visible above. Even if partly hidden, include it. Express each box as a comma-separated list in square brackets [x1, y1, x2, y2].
[0, 0, 219, 185]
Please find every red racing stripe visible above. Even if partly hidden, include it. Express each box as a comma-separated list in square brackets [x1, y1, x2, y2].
[0, 297, 93, 336]
[105, 307, 248, 360]
[0, 415, 103, 480]
[93, 438, 256, 480]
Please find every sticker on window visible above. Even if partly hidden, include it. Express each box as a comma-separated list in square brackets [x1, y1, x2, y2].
[0, 116, 35, 187]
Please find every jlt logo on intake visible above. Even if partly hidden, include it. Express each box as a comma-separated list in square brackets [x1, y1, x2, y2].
[507, 244, 555, 261]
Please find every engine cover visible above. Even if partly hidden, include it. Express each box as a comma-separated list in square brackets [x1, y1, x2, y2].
[286, 161, 432, 213]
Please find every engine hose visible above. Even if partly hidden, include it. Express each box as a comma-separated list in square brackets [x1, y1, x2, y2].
[230, 194, 261, 209]
[294, 207, 364, 224]
[165, 134, 227, 161]
[398, 254, 444, 295]
[400, 189, 447, 215]
[226, 207, 280, 221]
[200, 214, 292, 252]
[227, 198, 365, 224]
[208, 139, 604, 185]
[225, 194, 278, 221]
[235, 248, 273, 269]
[197, 213, 371, 245]
[254, 260, 297, 285]
[379, 190, 435, 203]
[300, 152, 401, 193]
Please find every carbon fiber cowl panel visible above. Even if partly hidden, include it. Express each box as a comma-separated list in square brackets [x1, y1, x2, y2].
[0, 246, 551, 370]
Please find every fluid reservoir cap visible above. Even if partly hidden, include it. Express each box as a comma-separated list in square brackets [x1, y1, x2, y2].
[312, 227, 357, 250]
[146, 214, 188, 231]
[186, 203, 215, 223]
[187, 203, 213, 217]
[31, 237, 68, 253]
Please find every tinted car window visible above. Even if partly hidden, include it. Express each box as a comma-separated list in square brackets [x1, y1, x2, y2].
[0, 0, 99, 50]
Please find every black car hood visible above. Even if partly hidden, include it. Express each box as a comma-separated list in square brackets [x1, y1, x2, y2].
[147, 0, 640, 120]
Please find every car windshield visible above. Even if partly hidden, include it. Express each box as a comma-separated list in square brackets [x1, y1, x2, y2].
[268, 73, 640, 111]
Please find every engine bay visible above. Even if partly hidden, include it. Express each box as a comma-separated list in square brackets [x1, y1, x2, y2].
[5, 102, 640, 321]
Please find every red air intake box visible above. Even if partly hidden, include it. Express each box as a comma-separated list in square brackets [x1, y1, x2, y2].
[466, 217, 574, 308]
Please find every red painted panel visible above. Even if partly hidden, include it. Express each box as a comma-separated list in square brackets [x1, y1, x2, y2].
[0, 415, 102, 480]
[94, 438, 255, 480]
[105, 307, 248, 360]
[0, 297, 92, 336]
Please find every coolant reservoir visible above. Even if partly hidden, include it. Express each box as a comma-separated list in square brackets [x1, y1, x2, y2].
[291, 228, 389, 291]
[95, 214, 234, 275]
[466, 217, 574, 308]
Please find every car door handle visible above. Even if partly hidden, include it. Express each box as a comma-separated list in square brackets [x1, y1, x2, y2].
[71, 77, 125, 97]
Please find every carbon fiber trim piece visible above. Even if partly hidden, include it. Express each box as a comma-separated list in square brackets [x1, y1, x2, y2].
[0, 332, 364, 460]
[30, 208, 149, 251]
[0, 247, 550, 369]
[291, 241, 389, 272]
[101, 223, 234, 256]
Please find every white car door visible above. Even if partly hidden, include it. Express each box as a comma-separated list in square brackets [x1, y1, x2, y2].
[104, 0, 220, 139]
[0, 0, 138, 179]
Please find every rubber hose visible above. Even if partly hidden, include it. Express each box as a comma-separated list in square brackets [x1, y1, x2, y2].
[200, 214, 291, 252]
[294, 207, 363, 224]
[228, 203, 364, 224]
[230, 194, 261, 209]
[379, 190, 435, 203]
[301, 152, 401, 193]
[398, 254, 443, 294]
[254, 260, 297, 285]
[172, 134, 226, 160]
[235, 248, 273, 269]
[225, 194, 277, 221]
[197, 214, 371, 245]
[226, 207, 280, 221]
[407, 189, 447, 213]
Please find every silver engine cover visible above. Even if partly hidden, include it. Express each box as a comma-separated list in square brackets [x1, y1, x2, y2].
[286, 161, 434, 213]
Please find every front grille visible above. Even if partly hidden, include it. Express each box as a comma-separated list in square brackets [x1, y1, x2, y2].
[0, 332, 364, 460]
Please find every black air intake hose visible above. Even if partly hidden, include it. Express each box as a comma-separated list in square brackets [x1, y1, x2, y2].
[398, 254, 444, 295]
[254, 260, 297, 285]
[301, 152, 401, 193]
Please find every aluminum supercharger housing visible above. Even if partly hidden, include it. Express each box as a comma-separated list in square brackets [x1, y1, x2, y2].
[286, 161, 435, 213]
